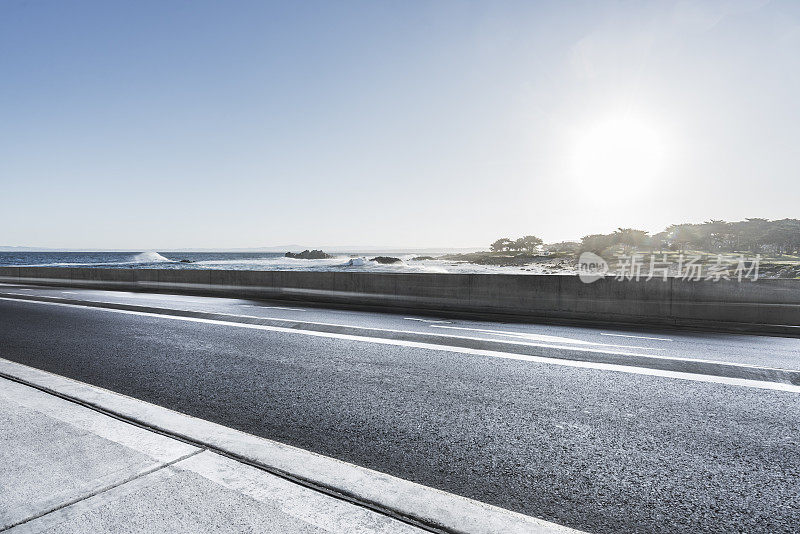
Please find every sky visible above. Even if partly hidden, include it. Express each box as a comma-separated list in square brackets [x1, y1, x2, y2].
[1, 0, 799, 249]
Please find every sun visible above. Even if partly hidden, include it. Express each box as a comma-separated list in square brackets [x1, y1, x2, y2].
[570, 116, 665, 195]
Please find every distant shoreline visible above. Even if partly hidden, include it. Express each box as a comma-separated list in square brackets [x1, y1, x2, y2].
[1, 249, 798, 278]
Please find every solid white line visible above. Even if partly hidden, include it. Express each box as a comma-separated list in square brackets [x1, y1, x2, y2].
[404, 317, 452, 323]
[601, 333, 673, 342]
[246, 305, 307, 312]
[0, 294, 670, 357]
[430, 325, 663, 351]
[0, 295, 797, 392]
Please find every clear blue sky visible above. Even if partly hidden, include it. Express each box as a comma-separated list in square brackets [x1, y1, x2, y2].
[2, 0, 798, 249]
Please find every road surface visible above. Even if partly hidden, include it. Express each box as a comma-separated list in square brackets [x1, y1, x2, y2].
[0, 283, 798, 533]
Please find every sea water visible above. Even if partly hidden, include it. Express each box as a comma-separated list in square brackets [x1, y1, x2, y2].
[0, 251, 568, 275]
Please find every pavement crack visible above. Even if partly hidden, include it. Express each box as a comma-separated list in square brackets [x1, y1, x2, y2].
[1, 448, 206, 532]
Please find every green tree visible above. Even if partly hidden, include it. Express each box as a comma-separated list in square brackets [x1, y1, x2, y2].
[666, 224, 698, 253]
[739, 218, 771, 253]
[516, 235, 543, 254]
[648, 231, 669, 254]
[701, 220, 731, 251]
[613, 228, 649, 252]
[490, 238, 513, 253]
[762, 219, 800, 254]
[579, 234, 615, 256]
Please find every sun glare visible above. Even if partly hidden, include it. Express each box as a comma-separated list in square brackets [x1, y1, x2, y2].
[571, 116, 665, 195]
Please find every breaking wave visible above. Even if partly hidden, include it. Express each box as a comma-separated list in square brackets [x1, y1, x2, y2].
[131, 251, 172, 263]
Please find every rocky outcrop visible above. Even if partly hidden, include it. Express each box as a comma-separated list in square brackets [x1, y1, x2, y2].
[370, 256, 402, 264]
[285, 250, 332, 260]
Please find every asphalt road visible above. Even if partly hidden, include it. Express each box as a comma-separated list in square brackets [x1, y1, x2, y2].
[2, 283, 799, 370]
[1, 290, 799, 533]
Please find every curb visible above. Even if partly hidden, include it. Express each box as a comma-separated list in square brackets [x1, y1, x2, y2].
[0, 358, 582, 534]
[1, 291, 799, 386]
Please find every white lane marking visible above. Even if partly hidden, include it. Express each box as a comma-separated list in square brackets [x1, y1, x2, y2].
[430, 325, 663, 351]
[246, 305, 307, 312]
[105, 292, 224, 304]
[404, 317, 452, 324]
[1, 296, 797, 393]
[601, 333, 673, 342]
[1, 293, 662, 354]
[55, 290, 305, 312]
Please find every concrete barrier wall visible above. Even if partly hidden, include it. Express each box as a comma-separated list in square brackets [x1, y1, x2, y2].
[1, 266, 799, 334]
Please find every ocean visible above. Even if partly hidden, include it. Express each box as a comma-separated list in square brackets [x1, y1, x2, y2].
[0, 251, 563, 275]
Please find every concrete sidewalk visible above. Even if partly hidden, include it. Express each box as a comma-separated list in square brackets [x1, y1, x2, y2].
[0, 376, 424, 533]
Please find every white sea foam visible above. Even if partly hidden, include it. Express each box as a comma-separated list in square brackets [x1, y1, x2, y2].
[6, 251, 578, 275]
[193, 255, 353, 268]
[345, 257, 368, 267]
[131, 251, 172, 263]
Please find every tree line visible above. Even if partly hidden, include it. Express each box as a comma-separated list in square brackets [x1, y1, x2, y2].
[490, 235, 544, 254]
[489, 219, 800, 256]
[577, 218, 800, 256]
